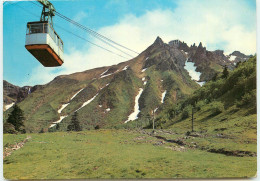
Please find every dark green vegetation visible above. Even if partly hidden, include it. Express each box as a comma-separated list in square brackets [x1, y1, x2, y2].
[67, 112, 82, 131]
[152, 56, 256, 160]
[155, 56, 256, 129]
[3, 130, 256, 179]
[4, 104, 26, 134]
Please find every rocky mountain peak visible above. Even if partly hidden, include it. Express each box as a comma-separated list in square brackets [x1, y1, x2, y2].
[198, 42, 203, 48]
[153, 36, 164, 46]
[231, 51, 248, 58]
[3, 80, 40, 105]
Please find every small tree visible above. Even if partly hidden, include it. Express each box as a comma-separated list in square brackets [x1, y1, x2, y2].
[39, 128, 45, 133]
[7, 104, 25, 132]
[56, 123, 60, 130]
[235, 61, 241, 68]
[67, 112, 82, 131]
[212, 72, 218, 81]
[222, 65, 229, 79]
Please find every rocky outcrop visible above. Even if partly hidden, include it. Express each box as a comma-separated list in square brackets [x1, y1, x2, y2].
[226, 51, 252, 65]
[3, 80, 40, 106]
[175, 41, 251, 81]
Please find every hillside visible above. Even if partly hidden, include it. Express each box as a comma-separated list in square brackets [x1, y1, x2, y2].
[3, 37, 252, 133]
[152, 56, 256, 155]
[3, 81, 32, 111]
[155, 56, 256, 128]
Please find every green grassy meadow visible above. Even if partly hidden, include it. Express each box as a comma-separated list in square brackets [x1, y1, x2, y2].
[3, 129, 256, 179]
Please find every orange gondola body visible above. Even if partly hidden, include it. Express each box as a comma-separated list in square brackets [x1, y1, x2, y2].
[25, 21, 64, 67]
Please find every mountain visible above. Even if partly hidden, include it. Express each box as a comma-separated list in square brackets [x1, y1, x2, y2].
[3, 80, 41, 111]
[155, 56, 256, 131]
[3, 37, 252, 132]
[169, 40, 252, 81]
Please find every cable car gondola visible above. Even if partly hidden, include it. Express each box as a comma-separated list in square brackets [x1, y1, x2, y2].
[25, 0, 64, 67]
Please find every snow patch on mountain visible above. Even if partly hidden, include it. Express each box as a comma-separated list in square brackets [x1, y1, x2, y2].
[70, 88, 84, 100]
[122, 65, 129, 70]
[76, 93, 99, 112]
[197, 81, 205, 86]
[184, 60, 201, 81]
[100, 73, 113, 79]
[141, 68, 147, 72]
[100, 69, 109, 76]
[5, 102, 15, 111]
[49, 115, 68, 128]
[125, 88, 144, 123]
[142, 77, 147, 85]
[58, 103, 70, 114]
[161, 90, 167, 103]
[229, 55, 237, 61]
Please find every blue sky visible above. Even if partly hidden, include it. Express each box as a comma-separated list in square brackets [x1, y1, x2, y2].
[3, 0, 256, 86]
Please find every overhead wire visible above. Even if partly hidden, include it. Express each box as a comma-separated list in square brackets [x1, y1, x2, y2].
[55, 12, 135, 58]
[55, 11, 139, 55]
[55, 25, 129, 59]
[28, 1, 139, 57]
[8, 1, 130, 59]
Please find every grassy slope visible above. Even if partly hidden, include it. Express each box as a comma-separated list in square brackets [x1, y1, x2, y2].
[57, 68, 142, 130]
[4, 42, 200, 132]
[154, 56, 256, 156]
[3, 130, 256, 179]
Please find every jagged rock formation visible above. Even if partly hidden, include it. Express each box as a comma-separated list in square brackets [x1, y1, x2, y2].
[172, 41, 252, 81]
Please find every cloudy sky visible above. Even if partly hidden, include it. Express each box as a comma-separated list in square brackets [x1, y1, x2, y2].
[3, 0, 256, 86]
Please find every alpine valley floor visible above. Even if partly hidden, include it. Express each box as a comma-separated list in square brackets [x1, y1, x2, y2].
[3, 129, 256, 179]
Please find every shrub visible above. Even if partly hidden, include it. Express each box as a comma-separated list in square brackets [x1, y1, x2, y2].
[39, 128, 45, 133]
[209, 101, 224, 116]
[181, 105, 192, 120]
[3, 122, 17, 134]
[195, 100, 206, 111]
[236, 90, 256, 108]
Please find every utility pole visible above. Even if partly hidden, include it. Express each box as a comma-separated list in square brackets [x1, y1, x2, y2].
[191, 107, 194, 132]
[152, 109, 155, 130]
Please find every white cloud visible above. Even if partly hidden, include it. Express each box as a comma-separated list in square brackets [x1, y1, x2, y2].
[73, 11, 87, 22]
[23, 0, 256, 86]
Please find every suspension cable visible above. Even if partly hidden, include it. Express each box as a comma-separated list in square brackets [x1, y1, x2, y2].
[9, 2, 130, 59]
[29, 1, 139, 56]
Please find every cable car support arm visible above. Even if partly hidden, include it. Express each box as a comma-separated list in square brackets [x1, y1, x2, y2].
[37, 0, 56, 26]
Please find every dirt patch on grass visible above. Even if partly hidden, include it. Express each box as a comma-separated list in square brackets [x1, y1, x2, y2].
[165, 145, 186, 152]
[3, 136, 31, 159]
[208, 148, 256, 157]
[137, 130, 256, 157]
